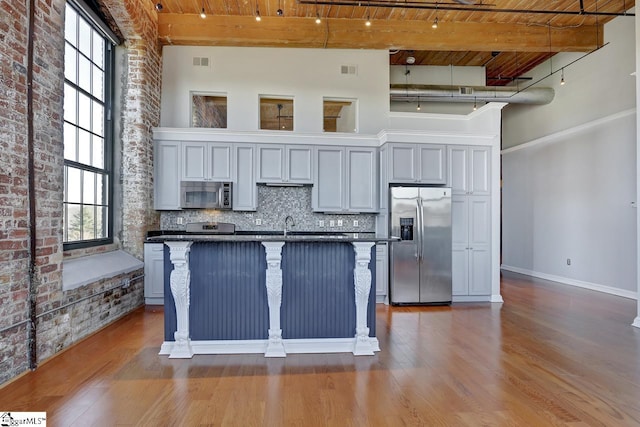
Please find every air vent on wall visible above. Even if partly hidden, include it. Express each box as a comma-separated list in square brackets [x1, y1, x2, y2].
[193, 57, 210, 67]
[341, 65, 357, 75]
[459, 86, 474, 95]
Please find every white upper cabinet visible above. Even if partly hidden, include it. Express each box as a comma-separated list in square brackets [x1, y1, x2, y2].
[313, 146, 377, 213]
[154, 141, 181, 210]
[313, 147, 344, 211]
[347, 148, 377, 212]
[388, 143, 446, 184]
[233, 144, 257, 211]
[448, 146, 490, 195]
[256, 145, 313, 184]
[182, 142, 232, 181]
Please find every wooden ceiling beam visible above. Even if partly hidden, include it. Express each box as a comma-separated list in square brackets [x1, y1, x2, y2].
[158, 14, 602, 52]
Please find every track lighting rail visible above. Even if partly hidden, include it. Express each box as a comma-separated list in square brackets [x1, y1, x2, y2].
[297, 0, 634, 17]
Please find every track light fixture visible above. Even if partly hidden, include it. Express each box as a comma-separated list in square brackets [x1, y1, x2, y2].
[432, 2, 438, 28]
[315, 0, 321, 23]
[365, 1, 371, 26]
[155, 3, 163, 12]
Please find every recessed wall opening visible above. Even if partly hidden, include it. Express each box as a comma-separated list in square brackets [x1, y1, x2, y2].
[323, 98, 357, 133]
[191, 93, 227, 128]
[260, 96, 293, 131]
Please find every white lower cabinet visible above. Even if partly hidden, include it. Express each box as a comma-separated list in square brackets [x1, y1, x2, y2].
[451, 195, 491, 296]
[376, 244, 388, 302]
[144, 243, 165, 305]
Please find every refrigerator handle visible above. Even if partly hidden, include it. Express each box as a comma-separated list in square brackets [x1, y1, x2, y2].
[417, 198, 423, 261]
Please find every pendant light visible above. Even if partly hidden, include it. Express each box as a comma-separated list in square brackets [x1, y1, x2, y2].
[200, 0, 206, 18]
[277, 0, 283, 16]
[255, 0, 261, 21]
[560, 68, 566, 85]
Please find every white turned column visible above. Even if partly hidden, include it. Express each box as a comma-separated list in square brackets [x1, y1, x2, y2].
[352, 242, 375, 355]
[166, 241, 194, 358]
[262, 241, 286, 357]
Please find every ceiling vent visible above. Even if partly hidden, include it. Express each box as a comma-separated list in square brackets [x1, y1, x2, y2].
[459, 86, 474, 95]
[341, 65, 358, 75]
[193, 57, 210, 67]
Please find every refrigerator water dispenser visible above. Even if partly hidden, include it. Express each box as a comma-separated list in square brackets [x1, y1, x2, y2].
[400, 218, 414, 241]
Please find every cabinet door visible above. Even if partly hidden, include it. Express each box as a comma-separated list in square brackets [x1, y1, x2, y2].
[419, 145, 446, 184]
[287, 146, 313, 183]
[144, 243, 165, 304]
[346, 147, 377, 212]
[469, 196, 491, 247]
[209, 144, 232, 181]
[469, 147, 490, 195]
[451, 196, 469, 247]
[376, 244, 388, 297]
[469, 247, 491, 295]
[233, 144, 257, 211]
[257, 145, 284, 183]
[182, 142, 207, 180]
[448, 146, 468, 195]
[313, 147, 344, 211]
[154, 141, 181, 210]
[451, 247, 469, 296]
[389, 144, 418, 182]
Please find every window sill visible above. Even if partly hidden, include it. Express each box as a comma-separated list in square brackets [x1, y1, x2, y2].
[62, 250, 143, 291]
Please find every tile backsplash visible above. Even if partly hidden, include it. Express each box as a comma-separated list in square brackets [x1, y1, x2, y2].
[159, 185, 376, 232]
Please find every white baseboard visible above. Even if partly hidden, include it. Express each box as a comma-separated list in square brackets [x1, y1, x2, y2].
[159, 337, 381, 357]
[501, 265, 638, 300]
[452, 295, 491, 303]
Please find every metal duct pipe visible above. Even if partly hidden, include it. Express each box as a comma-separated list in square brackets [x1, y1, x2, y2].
[390, 85, 555, 105]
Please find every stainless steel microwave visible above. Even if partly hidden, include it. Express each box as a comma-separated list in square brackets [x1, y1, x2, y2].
[180, 181, 232, 209]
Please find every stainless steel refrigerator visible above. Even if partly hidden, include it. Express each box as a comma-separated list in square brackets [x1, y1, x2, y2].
[389, 186, 452, 305]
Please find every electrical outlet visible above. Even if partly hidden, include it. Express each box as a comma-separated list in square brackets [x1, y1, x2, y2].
[566, 258, 571, 266]
[176, 217, 184, 225]
[255, 218, 262, 226]
[318, 220, 325, 227]
[337, 220, 343, 227]
[329, 220, 335, 227]
[353, 219, 359, 227]
[121, 278, 131, 289]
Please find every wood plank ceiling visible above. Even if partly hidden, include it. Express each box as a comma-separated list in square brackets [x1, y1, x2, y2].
[154, 0, 634, 85]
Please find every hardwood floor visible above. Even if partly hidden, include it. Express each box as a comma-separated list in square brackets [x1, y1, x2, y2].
[2, 271, 640, 426]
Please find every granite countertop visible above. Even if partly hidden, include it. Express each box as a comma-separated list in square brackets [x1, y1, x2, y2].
[146, 230, 397, 243]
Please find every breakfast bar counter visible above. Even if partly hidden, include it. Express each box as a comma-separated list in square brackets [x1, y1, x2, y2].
[147, 233, 394, 358]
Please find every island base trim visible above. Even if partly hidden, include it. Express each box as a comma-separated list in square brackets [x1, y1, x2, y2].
[159, 337, 380, 357]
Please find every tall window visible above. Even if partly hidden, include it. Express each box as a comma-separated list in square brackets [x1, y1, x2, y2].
[63, 2, 114, 249]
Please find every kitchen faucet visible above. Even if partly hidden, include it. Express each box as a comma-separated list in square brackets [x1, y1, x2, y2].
[284, 215, 295, 236]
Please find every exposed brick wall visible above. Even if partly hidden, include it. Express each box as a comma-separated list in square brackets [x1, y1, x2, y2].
[0, 0, 161, 386]
[103, 0, 162, 260]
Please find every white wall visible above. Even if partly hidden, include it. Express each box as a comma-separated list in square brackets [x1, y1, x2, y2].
[160, 46, 389, 134]
[502, 13, 637, 298]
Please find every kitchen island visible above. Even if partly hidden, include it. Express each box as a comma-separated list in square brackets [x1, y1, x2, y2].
[147, 233, 393, 358]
